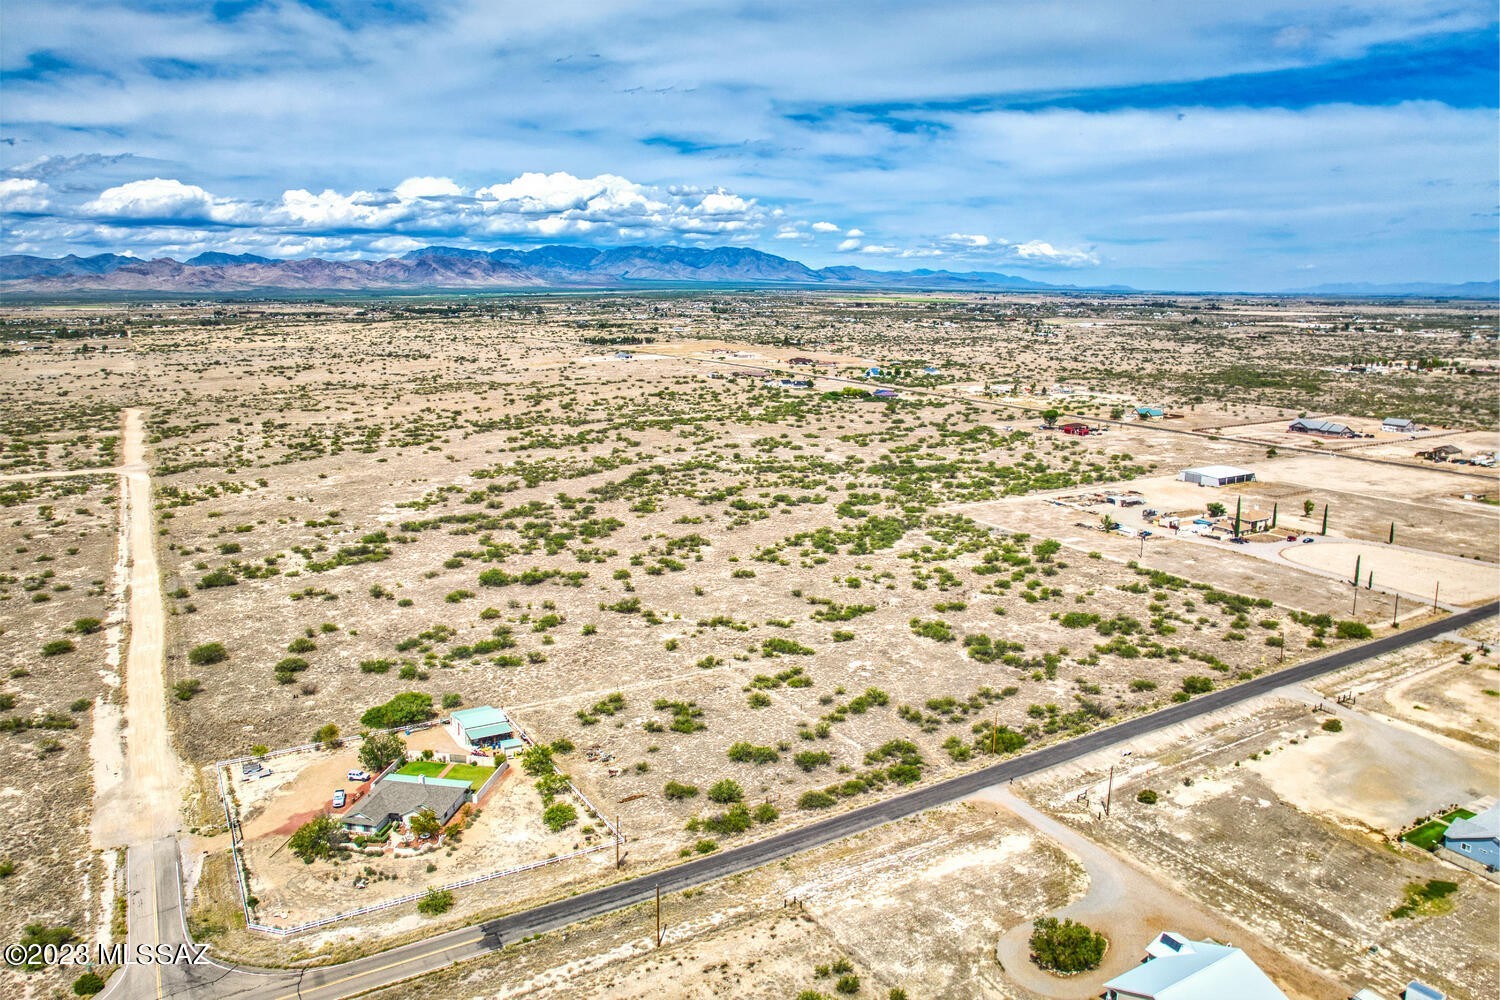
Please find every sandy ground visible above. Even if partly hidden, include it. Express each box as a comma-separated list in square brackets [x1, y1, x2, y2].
[980, 786, 1342, 1000]
[1246, 701, 1497, 832]
[1279, 540, 1498, 605]
[93, 408, 185, 847]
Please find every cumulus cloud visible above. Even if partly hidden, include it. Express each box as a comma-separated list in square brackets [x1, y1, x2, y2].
[393, 176, 463, 199]
[83, 177, 250, 224]
[1013, 240, 1099, 267]
[811, 221, 840, 232]
[836, 237, 861, 251]
[0, 178, 52, 213]
[53, 170, 773, 251]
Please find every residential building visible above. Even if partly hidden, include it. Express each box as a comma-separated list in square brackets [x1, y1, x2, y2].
[1381, 417, 1422, 433]
[1288, 417, 1357, 437]
[339, 775, 467, 837]
[1137, 406, 1165, 418]
[1442, 804, 1499, 870]
[1417, 445, 1463, 462]
[1060, 422, 1091, 436]
[447, 705, 524, 755]
[1103, 932, 1288, 1000]
[1178, 465, 1256, 487]
[1403, 983, 1446, 1000]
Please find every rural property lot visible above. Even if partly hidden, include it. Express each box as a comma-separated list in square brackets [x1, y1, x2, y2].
[1017, 684, 1500, 1000]
[0, 293, 1495, 996]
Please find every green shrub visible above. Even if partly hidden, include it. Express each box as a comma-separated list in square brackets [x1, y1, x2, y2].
[1335, 620, 1373, 640]
[1136, 789, 1159, 804]
[543, 802, 578, 832]
[173, 679, 202, 701]
[416, 888, 454, 915]
[360, 692, 434, 729]
[1028, 916, 1107, 973]
[73, 971, 106, 995]
[798, 790, 836, 809]
[41, 639, 75, 657]
[707, 779, 744, 804]
[664, 781, 699, 801]
[1321, 718, 1343, 732]
[188, 642, 228, 665]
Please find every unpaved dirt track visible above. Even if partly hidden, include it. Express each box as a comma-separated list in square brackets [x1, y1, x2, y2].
[94, 409, 195, 1000]
[981, 786, 1342, 1000]
[94, 408, 184, 847]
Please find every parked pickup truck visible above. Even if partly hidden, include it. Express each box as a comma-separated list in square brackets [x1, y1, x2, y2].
[346, 769, 371, 782]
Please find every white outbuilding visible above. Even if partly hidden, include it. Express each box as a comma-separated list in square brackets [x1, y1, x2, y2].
[1178, 465, 1255, 487]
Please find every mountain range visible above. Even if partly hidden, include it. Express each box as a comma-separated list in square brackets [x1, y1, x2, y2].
[0, 244, 1127, 294]
[0, 244, 1491, 297]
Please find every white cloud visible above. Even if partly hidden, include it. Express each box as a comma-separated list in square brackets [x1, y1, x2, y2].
[0, 178, 52, 213]
[944, 232, 991, 247]
[860, 244, 899, 254]
[1013, 240, 1100, 267]
[811, 221, 840, 232]
[394, 176, 463, 199]
[836, 238, 861, 251]
[844, 228, 865, 237]
[83, 178, 249, 224]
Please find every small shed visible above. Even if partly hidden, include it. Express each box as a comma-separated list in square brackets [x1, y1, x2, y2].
[448, 706, 516, 750]
[1060, 422, 1091, 436]
[1179, 465, 1255, 488]
[1382, 417, 1420, 433]
[1136, 406, 1165, 418]
[1404, 982, 1446, 1000]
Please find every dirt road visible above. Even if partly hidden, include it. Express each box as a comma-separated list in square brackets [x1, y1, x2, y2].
[92, 408, 184, 846]
[979, 785, 1343, 1000]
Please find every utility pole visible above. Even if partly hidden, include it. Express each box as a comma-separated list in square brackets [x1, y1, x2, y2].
[1104, 765, 1115, 817]
[1433, 582, 1440, 611]
[1392, 594, 1399, 626]
[1352, 585, 1358, 616]
[615, 815, 622, 868]
[655, 885, 664, 947]
[990, 717, 998, 756]
[1279, 624, 1286, 663]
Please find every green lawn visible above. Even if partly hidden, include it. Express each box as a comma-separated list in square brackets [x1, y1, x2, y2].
[443, 763, 498, 791]
[1400, 808, 1476, 851]
[396, 760, 446, 778]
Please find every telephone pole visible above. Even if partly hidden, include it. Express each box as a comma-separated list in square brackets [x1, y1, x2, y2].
[655, 885, 664, 947]
[1104, 765, 1115, 817]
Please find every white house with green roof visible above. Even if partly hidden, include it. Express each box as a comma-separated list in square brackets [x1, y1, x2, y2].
[447, 705, 525, 755]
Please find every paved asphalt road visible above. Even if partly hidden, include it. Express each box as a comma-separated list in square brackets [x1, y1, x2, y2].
[112, 600, 1496, 1000]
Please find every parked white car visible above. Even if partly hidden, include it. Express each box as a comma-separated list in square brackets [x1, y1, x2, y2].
[346, 769, 371, 782]
[332, 789, 346, 809]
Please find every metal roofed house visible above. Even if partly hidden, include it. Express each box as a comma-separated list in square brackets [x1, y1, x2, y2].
[1442, 803, 1499, 870]
[1381, 417, 1423, 433]
[1136, 406, 1165, 418]
[447, 705, 523, 754]
[1288, 416, 1358, 437]
[1103, 932, 1288, 1000]
[1178, 465, 1256, 487]
[339, 775, 467, 837]
[1403, 982, 1446, 1000]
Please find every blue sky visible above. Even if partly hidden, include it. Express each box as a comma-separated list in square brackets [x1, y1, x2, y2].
[1, 0, 1495, 290]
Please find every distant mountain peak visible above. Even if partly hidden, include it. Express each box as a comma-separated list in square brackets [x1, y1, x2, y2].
[0, 242, 1130, 294]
